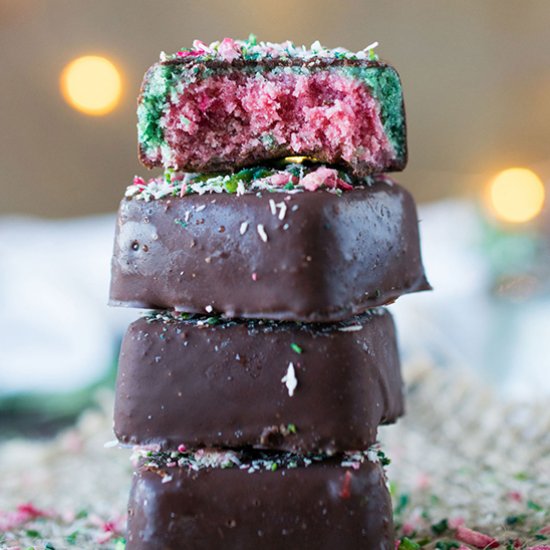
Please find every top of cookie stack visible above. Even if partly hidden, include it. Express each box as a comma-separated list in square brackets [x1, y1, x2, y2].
[110, 36, 429, 322]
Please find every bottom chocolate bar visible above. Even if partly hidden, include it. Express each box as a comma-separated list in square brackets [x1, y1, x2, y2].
[127, 450, 394, 549]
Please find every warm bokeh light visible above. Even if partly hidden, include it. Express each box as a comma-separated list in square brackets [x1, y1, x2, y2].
[61, 55, 122, 116]
[488, 167, 546, 224]
[283, 156, 310, 163]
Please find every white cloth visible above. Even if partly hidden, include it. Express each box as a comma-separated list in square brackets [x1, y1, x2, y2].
[0, 215, 134, 394]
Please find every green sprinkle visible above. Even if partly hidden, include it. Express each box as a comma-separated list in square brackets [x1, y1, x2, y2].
[377, 450, 391, 466]
[45, 544, 56, 550]
[247, 33, 257, 47]
[527, 499, 543, 511]
[224, 177, 239, 193]
[290, 343, 302, 354]
[66, 531, 79, 545]
[505, 514, 526, 526]
[271, 463, 278, 471]
[514, 471, 529, 481]
[431, 518, 448, 535]
[287, 423, 297, 434]
[174, 219, 187, 229]
[75, 509, 88, 520]
[283, 182, 295, 190]
[25, 530, 41, 538]
[165, 167, 175, 184]
[394, 493, 409, 515]
[398, 538, 421, 550]
[205, 316, 220, 326]
[114, 538, 127, 550]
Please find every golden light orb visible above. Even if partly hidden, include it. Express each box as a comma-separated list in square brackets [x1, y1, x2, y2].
[61, 55, 122, 116]
[488, 167, 545, 224]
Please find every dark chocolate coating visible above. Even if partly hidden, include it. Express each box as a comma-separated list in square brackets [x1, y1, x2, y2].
[127, 459, 394, 549]
[114, 310, 403, 453]
[139, 57, 407, 177]
[109, 180, 430, 321]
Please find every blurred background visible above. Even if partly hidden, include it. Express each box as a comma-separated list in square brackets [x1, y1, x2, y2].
[1, 0, 549, 436]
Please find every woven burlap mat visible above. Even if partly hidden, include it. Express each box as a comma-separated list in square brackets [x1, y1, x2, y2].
[1, 363, 549, 549]
[381, 361, 550, 548]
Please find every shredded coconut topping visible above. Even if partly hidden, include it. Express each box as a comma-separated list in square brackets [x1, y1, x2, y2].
[134, 445, 388, 475]
[256, 224, 268, 243]
[126, 164, 362, 202]
[164, 36, 380, 64]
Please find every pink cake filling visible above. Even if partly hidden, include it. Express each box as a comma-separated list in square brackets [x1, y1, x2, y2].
[160, 71, 394, 169]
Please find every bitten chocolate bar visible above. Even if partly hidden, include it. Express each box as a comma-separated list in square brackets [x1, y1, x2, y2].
[137, 38, 406, 176]
[109, 174, 430, 321]
[114, 309, 403, 453]
[127, 449, 394, 550]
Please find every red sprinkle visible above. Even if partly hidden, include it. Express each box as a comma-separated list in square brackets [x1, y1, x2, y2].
[16, 503, 46, 519]
[176, 49, 203, 58]
[455, 525, 499, 548]
[339, 471, 353, 499]
[177, 444, 187, 453]
[449, 516, 465, 529]
[133, 176, 146, 187]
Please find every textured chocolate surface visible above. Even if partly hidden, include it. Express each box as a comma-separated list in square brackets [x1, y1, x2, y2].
[114, 309, 403, 453]
[127, 457, 394, 549]
[138, 56, 407, 177]
[109, 179, 430, 321]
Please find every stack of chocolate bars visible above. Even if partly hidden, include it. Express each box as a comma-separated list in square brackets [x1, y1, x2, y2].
[109, 37, 430, 549]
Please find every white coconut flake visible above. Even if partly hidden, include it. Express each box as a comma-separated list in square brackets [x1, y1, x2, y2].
[205, 305, 213, 313]
[338, 325, 363, 332]
[366, 449, 379, 463]
[257, 224, 268, 242]
[269, 199, 277, 216]
[195, 204, 206, 212]
[281, 362, 298, 397]
[277, 201, 287, 220]
[364, 41, 379, 52]
[161, 475, 173, 484]
[103, 440, 119, 449]
[239, 221, 249, 235]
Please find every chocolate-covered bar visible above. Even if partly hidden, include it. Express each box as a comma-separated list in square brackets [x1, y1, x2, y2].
[109, 174, 430, 321]
[138, 38, 406, 176]
[127, 449, 394, 549]
[114, 309, 403, 453]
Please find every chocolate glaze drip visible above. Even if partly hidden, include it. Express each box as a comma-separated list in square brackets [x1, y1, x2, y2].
[127, 458, 394, 549]
[114, 309, 404, 453]
[109, 179, 430, 322]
